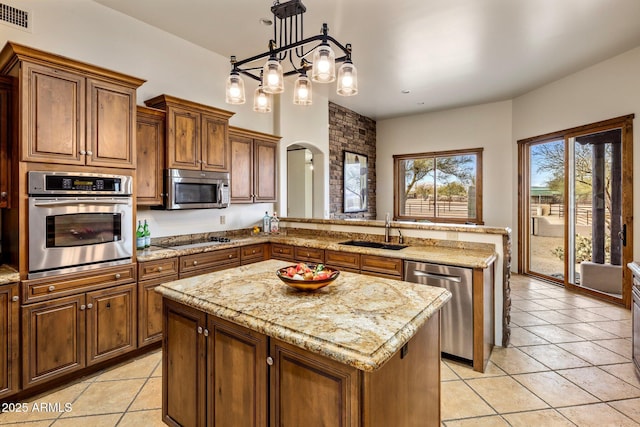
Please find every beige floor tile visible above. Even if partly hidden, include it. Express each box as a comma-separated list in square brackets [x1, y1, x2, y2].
[560, 295, 610, 309]
[508, 327, 550, 347]
[488, 347, 548, 374]
[96, 352, 160, 381]
[0, 382, 89, 424]
[513, 371, 599, 407]
[556, 308, 611, 322]
[593, 338, 633, 358]
[585, 306, 633, 321]
[441, 380, 495, 420]
[129, 377, 162, 411]
[510, 299, 549, 312]
[531, 298, 577, 310]
[502, 409, 575, 426]
[466, 376, 548, 413]
[529, 310, 581, 324]
[590, 320, 633, 338]
[441, 360, 460, 381]
[557, 366, 640, 401]
[558, 403, 639, 426]
[598, 363, 640, 388]
[443, 415, 509, 426]
[51, 413, 122, 426]
[510, 311, 549, 327]
[524, 324, 586, 343]
[609, 398, 640, 423]
[60, 378, 146, 418]
[557, 341, 629, 365]
[519, 344, 590, 370]
[118, 409, 165, 427]
[556, 322, 619, 340]
[445, 360, 506, 380]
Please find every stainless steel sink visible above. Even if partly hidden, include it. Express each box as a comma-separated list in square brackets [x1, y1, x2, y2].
[339, 240, 408, 250]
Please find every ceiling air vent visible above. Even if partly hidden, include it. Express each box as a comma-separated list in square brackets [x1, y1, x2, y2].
[0, 3, 30, 31]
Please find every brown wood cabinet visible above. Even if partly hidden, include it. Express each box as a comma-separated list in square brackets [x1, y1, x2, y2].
[163, 299, 268, 427]
[0, 43, 144, 169]
[0, 76, 11, 208]
[241, 243, 268, 265]
[138, 257, 179, 347]
[360, 254, 403, 279]
[145, 94, 234, 172]
[270, 243, 294, 261]
[136, 106, 166, 206]
[179, 248, 241, 279]
[0, 282, 19, 399]
[325, 250, 361, 273]
[294, 246, 324, 264]
[229, 126, 280, 203]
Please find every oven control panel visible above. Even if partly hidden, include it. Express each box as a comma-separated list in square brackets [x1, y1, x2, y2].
[28, 171, 133, 195]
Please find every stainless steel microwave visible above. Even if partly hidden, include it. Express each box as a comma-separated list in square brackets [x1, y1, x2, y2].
[164, 169, 230, 210]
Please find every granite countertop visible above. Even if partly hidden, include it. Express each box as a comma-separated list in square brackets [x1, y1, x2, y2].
[628, 262, 640, 276]
[138, 234, 497, 269]
[0, 265, 20, 285]
[156, 259, 452, 372]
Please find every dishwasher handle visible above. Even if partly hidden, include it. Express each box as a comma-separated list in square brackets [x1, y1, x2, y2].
[411, 270, 462, 283]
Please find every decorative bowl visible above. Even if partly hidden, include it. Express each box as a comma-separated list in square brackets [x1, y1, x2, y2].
[276, 264, 340, 291]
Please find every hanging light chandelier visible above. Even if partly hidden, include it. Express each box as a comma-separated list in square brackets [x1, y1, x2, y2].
[225, 0, 358, 112]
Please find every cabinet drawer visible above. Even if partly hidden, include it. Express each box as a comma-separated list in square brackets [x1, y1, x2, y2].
[270, 243, 294, 261]
[138, 257, 179, 281]
[360, 255, 403, 278]
[294, 247, 324, 264]
[180, 248, 241, 276]
[23, 264, 137, 303]
[325, 250, 360, 270]
[241, 244, 266, 265]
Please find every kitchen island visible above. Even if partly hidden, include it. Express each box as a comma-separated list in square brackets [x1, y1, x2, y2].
[156, 259, 451, 427]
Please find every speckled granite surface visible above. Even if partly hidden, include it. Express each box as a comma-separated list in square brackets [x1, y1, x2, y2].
[0, 265, 19, 285]
[156, 259, 452, 372]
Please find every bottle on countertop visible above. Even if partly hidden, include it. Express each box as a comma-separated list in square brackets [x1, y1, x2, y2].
[270, 212, 279, 234]
[143, 220, 151, 248]
[136, 220, 145, 250]
[263, 211, 271, 234]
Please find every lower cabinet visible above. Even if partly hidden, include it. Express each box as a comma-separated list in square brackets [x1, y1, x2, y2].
[22, 283, 137, 388]
[0, 282, 19, 399]
[138, 257, 179, 347]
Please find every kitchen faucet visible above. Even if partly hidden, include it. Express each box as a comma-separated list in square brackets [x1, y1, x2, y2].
[384, 213, 391, 243]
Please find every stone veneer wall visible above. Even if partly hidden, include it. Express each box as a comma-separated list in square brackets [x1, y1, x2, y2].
[329, 102, 377, 219]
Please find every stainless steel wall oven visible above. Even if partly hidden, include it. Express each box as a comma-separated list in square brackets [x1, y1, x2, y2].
[28, 171, 133, 279]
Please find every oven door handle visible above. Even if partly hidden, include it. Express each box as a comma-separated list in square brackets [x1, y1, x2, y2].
[33, 199, 131, 207]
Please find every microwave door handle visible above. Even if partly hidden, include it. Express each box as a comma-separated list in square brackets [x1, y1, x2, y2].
[33, 199, 130, 207]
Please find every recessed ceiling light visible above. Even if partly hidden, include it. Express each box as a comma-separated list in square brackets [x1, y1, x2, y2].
[401, 90, 410, 94]
[260, 17, 273, 26]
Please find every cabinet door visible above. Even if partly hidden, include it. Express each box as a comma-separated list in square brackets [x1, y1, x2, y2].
[0, 283, 19, 398]
[294, 246, 324, 264]
[163, 299, 207, 427]
[136, 107, 165, 205]
[86, 284, 137, 365]
[22, 294, 86, 387]
[167, 105, 201, 170]
[253, 139, 277, 202]
[22, 62, 85, 165]
[208, 316, 268, 427]
[87, 78, 136, 168]
[270, 338, 360, 427]
[201, 112, 229, 172]
[0, 77, 10, 208]
[138, 275, 177, 347]
[230, 134, 254, 202]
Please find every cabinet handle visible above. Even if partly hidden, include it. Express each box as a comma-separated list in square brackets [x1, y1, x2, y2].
[80, 150, 86, 155]
[193, 260, 198, 266]
[228, 254, 233, 259]
[157, 266, 163, 272]
[114, 273, 121, 279]
[11, 295, 19, 302]
[87, 150, 93, 156]
[197, 326, 203, 334]
[252, 250, 256, 254]
[0, 192, 7, 199]
[87, 303, 93, 309]
[204, 329, 209, 337]
[48, 285, 55, 292]
[266, 356, 274, 366]
[80, 304, 86, 311]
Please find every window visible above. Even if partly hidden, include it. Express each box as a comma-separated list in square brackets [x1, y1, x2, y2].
[393, 148, 483, 224]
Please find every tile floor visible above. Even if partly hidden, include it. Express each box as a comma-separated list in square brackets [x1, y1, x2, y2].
[0, 274, 638, 426]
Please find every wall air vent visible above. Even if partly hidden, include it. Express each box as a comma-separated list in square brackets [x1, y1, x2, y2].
[0, 3, 30, 31]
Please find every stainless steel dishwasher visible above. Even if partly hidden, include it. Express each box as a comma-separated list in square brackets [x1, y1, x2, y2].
[404, 261, 473, 361]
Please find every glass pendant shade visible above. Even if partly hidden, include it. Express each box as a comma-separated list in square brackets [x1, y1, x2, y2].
[293, 73, 312, 105]
[311, 43, 336, 83]
[225, 71, 246, 104]
[253, 86, 272, 113]
[262, 58, 284, 93]
[337, 60, 358, 96]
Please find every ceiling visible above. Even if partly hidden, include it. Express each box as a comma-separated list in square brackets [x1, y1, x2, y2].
[95, 0, 640, 120]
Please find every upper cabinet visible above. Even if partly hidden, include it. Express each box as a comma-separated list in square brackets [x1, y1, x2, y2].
[145, 95, 234, 172]
[0, 42, 145, 169]
[0, 76, 11, 208]
[136, 106, 166, 206]
[229, 126, 280, 203]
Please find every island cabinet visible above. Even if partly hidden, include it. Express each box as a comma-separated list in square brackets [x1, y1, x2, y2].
[20, 264, 137, 388]
[0, 42, 144, 168]
[229, 127, 280, 203]
[136, 106, 166, 206]
[0, 282, 19, 399]
[138, 257, 179, 347]
[145, 94, 234, 172]
[0, 76, 10, 208]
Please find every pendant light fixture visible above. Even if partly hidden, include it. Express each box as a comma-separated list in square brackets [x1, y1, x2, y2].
[225, 0, 358, 112]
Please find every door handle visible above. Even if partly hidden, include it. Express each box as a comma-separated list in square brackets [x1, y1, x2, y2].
[618, 224, 627, 247]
